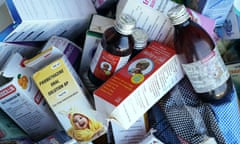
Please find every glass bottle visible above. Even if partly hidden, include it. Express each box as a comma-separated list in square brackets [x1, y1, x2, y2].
[88, 13, 136, 86]
[167, 4, 233, 102]
[129, 28, 148, 60]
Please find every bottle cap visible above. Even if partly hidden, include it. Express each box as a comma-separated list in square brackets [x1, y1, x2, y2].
[167, 4, 190, 25]
[132, 28, 148, 49]
[114, 13, 136, 35]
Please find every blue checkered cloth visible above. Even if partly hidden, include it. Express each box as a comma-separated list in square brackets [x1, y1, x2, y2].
[210, 87, 240, 144]
[159, 77, 226, 144]
[147, 103, 181, 144]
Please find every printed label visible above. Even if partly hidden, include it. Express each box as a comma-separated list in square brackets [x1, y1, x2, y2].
[182, 47, 230, 93]
[0, 85, 16, 100]
[90, 43, 130, 81]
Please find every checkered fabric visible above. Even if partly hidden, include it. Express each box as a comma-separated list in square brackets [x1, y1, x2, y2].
[210, 86, 240, 144]
[158, 77, 226, 144]
[147, 103, 181, 144]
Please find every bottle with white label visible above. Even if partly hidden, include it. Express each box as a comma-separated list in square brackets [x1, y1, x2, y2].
[167, 4, 233, 103]
[88, 13, 136, 86]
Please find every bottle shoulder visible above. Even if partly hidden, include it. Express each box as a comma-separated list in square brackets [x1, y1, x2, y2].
[102, 28, 135, 56]
[174, 21, 215, 62]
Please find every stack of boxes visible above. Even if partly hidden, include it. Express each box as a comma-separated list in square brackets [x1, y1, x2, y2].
[0, 0, 239, 143]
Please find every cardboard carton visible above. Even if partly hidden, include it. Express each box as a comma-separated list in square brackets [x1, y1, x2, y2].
[41, 36, 83, 69]
[79, 14, 114, 75]
[0, 53, 59, 141]
[0, 0, 96, 42]
[32, 54, 106, 143]
[94, 41, 184, 129]
[116, 0, 174, 47]
[0, 42, 41, 69]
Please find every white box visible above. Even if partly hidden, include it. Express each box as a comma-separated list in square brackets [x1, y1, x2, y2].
[94, 41, 184, 129]
[217, 6, 240, 39]
[0, 0, 96, 42]
[117, 0, 177, 17]
[79, 14, 114, 75]
[116, 0, 176, 47]
[42, 36, 83, 69]
[0, 42, 40, 69]
[110, 116, 147, 144]
[0, 53, 59, 141]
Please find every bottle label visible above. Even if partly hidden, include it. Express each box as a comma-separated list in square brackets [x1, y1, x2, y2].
[89, 43, 130, 81]
[182, 47, 230, 93]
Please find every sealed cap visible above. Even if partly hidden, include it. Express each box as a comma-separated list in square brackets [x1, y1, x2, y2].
[114, 13, 136, 35]
[167, 4, 190, 25]
[132, 28, 148, 49]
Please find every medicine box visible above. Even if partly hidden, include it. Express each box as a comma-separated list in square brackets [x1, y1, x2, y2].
[33, 55, 106, 143]
[94, 41, 184, 129]
[79, 14, 114, 75]
[0, 53, 59, 141]
[42, 36, 83, 69]
[0, 0, 96, 42]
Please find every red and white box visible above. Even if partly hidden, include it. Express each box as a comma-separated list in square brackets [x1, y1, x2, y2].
[94, 41, 184, 129]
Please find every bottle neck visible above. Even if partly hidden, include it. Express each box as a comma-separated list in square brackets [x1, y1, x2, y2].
[114, 24, 133, 35]
[174, 18, 191, 28]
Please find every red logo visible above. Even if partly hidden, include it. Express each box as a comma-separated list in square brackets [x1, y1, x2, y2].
[0, 85, 16, 99]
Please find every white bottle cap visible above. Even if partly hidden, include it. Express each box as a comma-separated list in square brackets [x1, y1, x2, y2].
[114, 13, 136, 35]
[167, 4, 190, 25]
[132, 28, 148, 49]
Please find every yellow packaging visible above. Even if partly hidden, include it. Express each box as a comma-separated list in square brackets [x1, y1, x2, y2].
[33, 57, 106, 143]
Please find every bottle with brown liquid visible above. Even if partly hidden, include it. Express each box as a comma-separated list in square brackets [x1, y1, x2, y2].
[167, 4, 233, 102]
[88, 13, 136, 86]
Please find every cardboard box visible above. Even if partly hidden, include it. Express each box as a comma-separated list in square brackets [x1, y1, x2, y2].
[216, 6, 240, 39]
[0, 109, 29, 141]
[117, 0, 178, 16]
[184, 0, 233, 31]
[0, 0, 96, 42]
[42, 36, 83, 69]
[37, 130, 72, 144]
[0, 42, 41, 69]
[32, 54, 106, 143]
[116, 0, 175, 47]
[0, 53, 59, 141]
[79, 14, 114, 75]
[94, 41, 184, 129]
[110, 116, 147, 144]
[117, 0, 217, 42]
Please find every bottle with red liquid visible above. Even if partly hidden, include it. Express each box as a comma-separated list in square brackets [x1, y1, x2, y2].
[167, 4, 233, 102]
[88, 13, 136, 86]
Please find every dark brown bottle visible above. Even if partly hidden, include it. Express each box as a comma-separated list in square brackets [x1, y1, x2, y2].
[88, 13, 136, 86]
[167, 5, 233, 102]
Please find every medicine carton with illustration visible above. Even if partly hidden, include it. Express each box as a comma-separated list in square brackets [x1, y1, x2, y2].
[31, 48, 106, 143]
[0, 53, 59, 141]
[94, 41, 184, 129]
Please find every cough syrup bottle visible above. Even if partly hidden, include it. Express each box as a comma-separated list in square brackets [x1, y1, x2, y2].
[167, 5, 233, 103]
[88, 13, 136, 86]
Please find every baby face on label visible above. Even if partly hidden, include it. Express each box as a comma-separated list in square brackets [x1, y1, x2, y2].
[73, 114, 89, 129]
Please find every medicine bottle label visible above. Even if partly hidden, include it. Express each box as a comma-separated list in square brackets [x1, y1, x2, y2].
[182, 47, 230, 93]
[90, 43, 130, 81]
